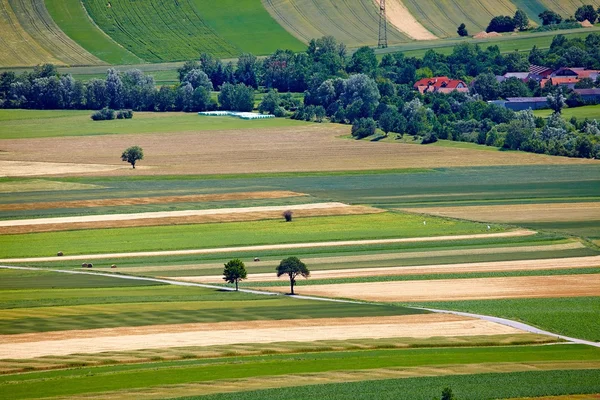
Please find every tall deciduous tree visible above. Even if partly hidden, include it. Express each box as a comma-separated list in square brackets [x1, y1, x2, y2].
[121, 146, 143, 169]
[457, 23, 468, 37]
[276, 257, 309, 295]
[223, 259, 247, 291]
[575, 5, 598, 24]
[513, 9, 529, 31]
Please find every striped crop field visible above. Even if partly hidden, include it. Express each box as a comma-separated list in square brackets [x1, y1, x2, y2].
[401, 0, 517, 38]
[45, 0, 141, 65]
[0, 0, 63, 67]
[7, 0, 103, 66]
[262, 0, 409, 47]
[539, 0, 600, 17]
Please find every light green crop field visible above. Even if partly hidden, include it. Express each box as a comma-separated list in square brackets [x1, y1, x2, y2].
[402, 0, 517, 38]
[45, 0, 141, 65]
[2, 346, 599, 399]
[0, 212, 500, 258]
[262, 0, 409, 47]
[405, 297, 600, 342]
[0, 110, 308, 139]
[0, 0, 62, 67]
[7, 0, 102, 66]
[540, 0, 600, 17]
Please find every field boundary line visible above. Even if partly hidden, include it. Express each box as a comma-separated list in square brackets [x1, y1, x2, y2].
[0, 230, 536, 263]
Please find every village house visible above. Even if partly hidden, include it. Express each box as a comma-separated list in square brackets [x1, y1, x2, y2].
[413, 77, 469, 94]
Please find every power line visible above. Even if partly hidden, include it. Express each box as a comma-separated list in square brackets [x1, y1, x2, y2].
[378, 0, 387, 48]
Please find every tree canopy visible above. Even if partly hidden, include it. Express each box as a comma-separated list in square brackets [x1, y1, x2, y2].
[276, 257, 309, 295]
[121, 146, 144, 169]
[223, 259, 247, 291]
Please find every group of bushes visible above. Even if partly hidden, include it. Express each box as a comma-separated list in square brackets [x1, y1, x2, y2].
[91, 108, 133, 121]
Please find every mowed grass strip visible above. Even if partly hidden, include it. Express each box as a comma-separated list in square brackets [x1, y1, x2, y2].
[404, 297, 600, 342]
[2, 346, 600, 399]
[0, 110, 308, 139]
[44, 0, 141, 64]
[0, 212, 499, 258]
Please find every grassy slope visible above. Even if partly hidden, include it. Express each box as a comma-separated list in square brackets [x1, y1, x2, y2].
[7, 0, 102, 66]
[45, 0, 141, 65]
[262, 0, 408, 47]
[0, 0, 62, 67]
[0, 212, 498, 258]
[4, 346, 599, 399]
[535, 104, 600, 120]
[405, 297, 600, 342]
[0, 110, 308, 139]
[190, 0, 305, 54]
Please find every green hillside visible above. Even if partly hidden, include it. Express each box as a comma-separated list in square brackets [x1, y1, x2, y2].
[263, 0, 409, 47]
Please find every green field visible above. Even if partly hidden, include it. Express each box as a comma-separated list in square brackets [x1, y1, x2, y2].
[262, 0, 409, 47]
[0, 110, 308, 139]
[0, 212, 500, 258]
[540, 0, 600, 17]
[535, 104, 600, 120]
[80, 0, 303, 62]
[406, 297, 600, 342]
[45, 0, 142, 65]
[2, 345, 599, 399]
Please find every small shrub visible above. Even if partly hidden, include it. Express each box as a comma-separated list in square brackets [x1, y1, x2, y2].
[56, 251, 63, 256]
[273, 106, 286, 117]
[283, 210, 293, 222]
[351, 118, 377, 139]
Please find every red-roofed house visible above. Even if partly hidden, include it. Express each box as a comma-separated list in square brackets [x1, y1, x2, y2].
[529, 65, 553, 79]
[541, 77, 582, 89]
[413, 77, 469, 94]
[551, 67, 600, 80]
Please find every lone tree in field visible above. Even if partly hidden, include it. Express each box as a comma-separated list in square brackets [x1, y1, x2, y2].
[276, 257, 309, 295]
[457, 23, 468, 37]
[223, 259, 247, 291]
[121, 146, 143, 169]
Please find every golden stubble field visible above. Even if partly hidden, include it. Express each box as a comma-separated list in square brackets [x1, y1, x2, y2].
[1, 124, 597, 177]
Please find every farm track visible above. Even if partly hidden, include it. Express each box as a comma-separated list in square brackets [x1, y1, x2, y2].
[0, 229, 536, 263]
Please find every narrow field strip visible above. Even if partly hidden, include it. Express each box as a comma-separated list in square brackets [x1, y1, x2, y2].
[0, 191, 306, 211]
[0, 161, 122, 177]
[270, 274, 600, 302]
[0, 230, 536, 263]
[0, 202, 349, 227]
[32, 362, 600, 400]
[382, 0, 437, 40]
[0, 314, 524, 359]
[0, 206, 382, 235]
[402, 202, 600, 223]
[171, 245, 593, 283]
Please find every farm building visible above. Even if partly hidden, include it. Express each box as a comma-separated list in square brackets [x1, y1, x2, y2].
[574, 89, 600, 102]
[529, 65, 553, 80]
[496, 72, 532, 83]
[413, 77, 469, 94]
[490, 97, 549, 111]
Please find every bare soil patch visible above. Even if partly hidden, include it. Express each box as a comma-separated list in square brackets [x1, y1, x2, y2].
[378, 0, 437, 40]
[0, 191, 305, 211]
[269, 274, 600, 302]
[0, 314, 524, 359]
[0, 161, 122, 177]
[0, 125, 594, 177]
[0, 206, 381, 235]
[170, 244, 590, 283]
[402, 202, 600, 223]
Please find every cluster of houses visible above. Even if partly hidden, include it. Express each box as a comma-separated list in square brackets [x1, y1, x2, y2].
[413, 66, 600, 111]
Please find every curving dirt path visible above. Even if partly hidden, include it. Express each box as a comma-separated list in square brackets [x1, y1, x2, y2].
[0, 229, 536, 263]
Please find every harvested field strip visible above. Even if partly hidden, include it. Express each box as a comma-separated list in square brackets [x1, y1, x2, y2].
[0, 179, 101, 193]
[262, 0, 409, 47]
[7, 0, 103, 66]
[0, 300, 423, 335]
[379, 0, 436, 40]
[0, 202, 350, 227]
[82, 0, 237, 61]
[171, 245, 595, 283]
[0, 227, 533, 262]
[0, 314, 524, 359]
[0, 0, 62, 67]
[267, 274, 600, 302]
[2, 346, 599, 399]
[0, 206, 382, 235]
[402, 202, 600, 223]
[0, 161, 122, 178]
[0, 334, 555, 375]
[0, 191, 306, 211]
[409, 297, 600, 342]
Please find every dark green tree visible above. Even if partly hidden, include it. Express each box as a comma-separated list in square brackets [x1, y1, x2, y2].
[513, 9, 529, 31]
[276, 257, 309, 295]
[472, 73, 500, 101]
[575, 5, 598, 23]
[441, 387, 456, 400]
[121, 145, 144, 169]
[539, 10, 562, 25]
[223, 259, 247, 291]
[347, 46, 377, 74]
[457, 23, 468, 37]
